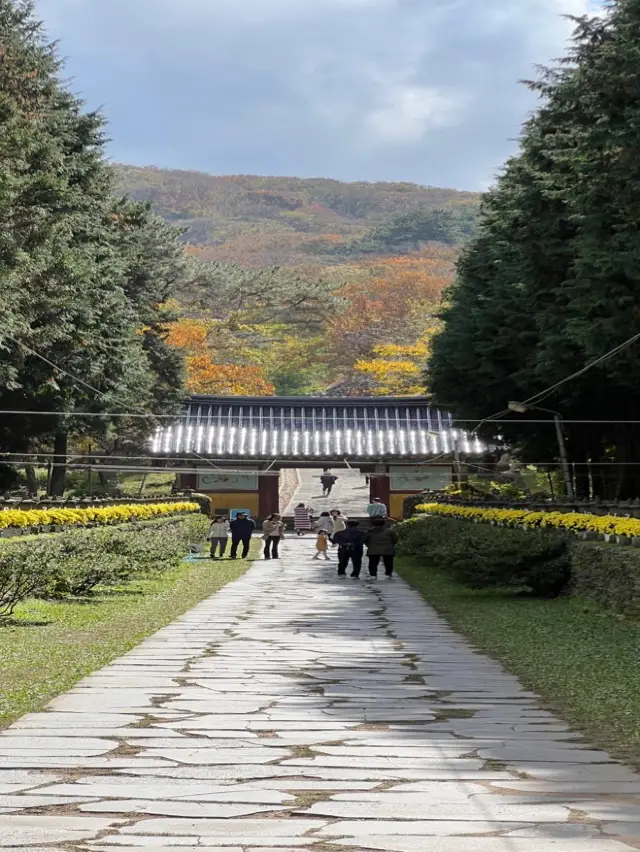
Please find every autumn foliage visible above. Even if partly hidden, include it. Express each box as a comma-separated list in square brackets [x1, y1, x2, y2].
[166, 319, 275, 396]
[162, 251, 454, 397]
[185, 357, 275, 395]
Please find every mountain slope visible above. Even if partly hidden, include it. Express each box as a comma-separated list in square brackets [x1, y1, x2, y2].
[114, 166, 480, 266]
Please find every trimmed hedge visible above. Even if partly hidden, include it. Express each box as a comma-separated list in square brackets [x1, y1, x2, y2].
[0, 501, 200, 531]
[570, 541, 640, 618]
[0, 514, 209, 617]
[397, 514, 640, 616]
[397, 515, 570, 597]
[416, 501, 640, 540]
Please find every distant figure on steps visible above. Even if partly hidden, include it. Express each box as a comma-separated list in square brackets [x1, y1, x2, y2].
[366, 497, 387, 519]
[320, 469, 338, 497]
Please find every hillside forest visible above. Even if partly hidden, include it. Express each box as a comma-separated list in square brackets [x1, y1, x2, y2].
[115, 168, 479, 398]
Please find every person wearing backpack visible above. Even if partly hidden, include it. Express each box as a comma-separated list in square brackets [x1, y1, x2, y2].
[333, 520, 365, 578]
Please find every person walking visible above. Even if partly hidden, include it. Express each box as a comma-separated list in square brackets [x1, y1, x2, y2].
[262, 513, 285, 560]
[330, 509, 347, 546]
[229, 512, 255, 559]
[315, 511, 335, 540]
[364, 517, 399, 578]
[333, 520, 365, 578]
[366, 497, 387, 519]
[208, 515, 230, 559]
[320, 469, 338, 497]
[294, 502, 313, 536]
[313, 529, 331, 561]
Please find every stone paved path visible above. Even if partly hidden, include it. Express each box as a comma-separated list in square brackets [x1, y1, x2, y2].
[282, 469, 369, 518]
[1, 541, 639, 851]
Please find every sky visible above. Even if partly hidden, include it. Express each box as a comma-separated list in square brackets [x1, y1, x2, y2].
[35, 0, 602, 191]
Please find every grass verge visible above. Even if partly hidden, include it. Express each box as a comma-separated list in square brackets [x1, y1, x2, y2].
[398, 558, 640, 767]
[0, 554, 251, 728]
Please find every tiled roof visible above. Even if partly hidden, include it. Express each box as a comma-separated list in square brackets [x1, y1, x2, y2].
[151, 396, 484, 460]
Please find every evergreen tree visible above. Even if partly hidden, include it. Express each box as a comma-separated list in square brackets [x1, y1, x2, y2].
[0, 1, 187, 493]
[429, 2, 640, 497]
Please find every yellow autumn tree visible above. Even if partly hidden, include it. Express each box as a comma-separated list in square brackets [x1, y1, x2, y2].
[354, 336, 435, 396]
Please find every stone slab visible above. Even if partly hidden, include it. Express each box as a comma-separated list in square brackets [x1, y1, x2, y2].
[0, 815, 121, 846]
[122, 817, 327, 836]
[78, 800, 287, 817]
[333, 839, 634, 852]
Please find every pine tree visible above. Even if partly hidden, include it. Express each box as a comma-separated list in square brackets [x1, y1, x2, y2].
[0, 1, 188, 494]
[429, 2, 640, 496]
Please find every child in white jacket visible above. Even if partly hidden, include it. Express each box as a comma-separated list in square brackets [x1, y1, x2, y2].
[208, 516, 230, 559]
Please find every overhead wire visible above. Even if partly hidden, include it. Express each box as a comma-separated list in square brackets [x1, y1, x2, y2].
[0, 330, 223, 471]
[3, 410, 640, 425]
[470, 329, 640, 433]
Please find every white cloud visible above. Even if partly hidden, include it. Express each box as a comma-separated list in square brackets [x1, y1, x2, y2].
[363, 85, 467, 146]
[33, 0, 610, 189]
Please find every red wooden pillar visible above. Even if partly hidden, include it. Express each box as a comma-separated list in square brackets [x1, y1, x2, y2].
[259, 473, 280, 518]
[180, 474, 197, 490]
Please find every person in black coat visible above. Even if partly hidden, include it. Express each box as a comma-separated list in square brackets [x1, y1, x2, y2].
[229, 512, 255, 559]
[333, 520, 366, 578]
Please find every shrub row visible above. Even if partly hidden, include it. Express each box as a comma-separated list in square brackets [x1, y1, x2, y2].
[397, 515, 570, 597]
[416, 502, 640, 539]
[0, 501, 200, 531]
[397, 515, 640, 616]
[0, 514, 209, 617]
[570, 541, 640, 618]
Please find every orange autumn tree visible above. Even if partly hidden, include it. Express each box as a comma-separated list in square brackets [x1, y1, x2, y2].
[165, 318, 275, 396]
[327, 256, 451, 372]
[185, 357, 275, 395]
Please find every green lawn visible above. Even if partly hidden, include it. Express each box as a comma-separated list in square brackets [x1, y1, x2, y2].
[0, 554, 250, 728]
[398, 558, 640, 767]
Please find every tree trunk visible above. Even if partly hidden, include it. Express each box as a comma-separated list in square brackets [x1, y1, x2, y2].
[48, 433, 68, 497]
[137, 473, 148, 497]
[24, 463, 38, 497]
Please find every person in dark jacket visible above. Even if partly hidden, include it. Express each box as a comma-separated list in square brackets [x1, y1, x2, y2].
[229, 512, 255, 559]
[363, 517, 398, 578]
[320, 469, 338, 496]
[333, 520, 366, 578]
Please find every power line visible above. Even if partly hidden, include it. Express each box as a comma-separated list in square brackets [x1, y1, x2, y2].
[471, 329, 640, 432]
[1, 332, 159, 421]
[0, 331, 223, 472]
[2, 409, 640, 425]
[522, 330, 640, 407]
[0, 460, 281, 475]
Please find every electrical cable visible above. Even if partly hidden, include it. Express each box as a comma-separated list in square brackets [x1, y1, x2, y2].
[470, 329, 640, 433]
[0, 331, 224, 472]
[3, 410, 640, 425]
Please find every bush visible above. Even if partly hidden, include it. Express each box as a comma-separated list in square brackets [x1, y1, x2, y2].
[0, 539, 53, 617]
[396, 515, 571, 597]
[570, 541, 640, 618]
[0, 514, 209, 612]
[0, 501, 200, 531]
[187, 492, 212, 516]
[416, 501, 640, 539]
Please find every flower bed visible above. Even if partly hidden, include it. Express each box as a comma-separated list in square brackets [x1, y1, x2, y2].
[0, 501, 199, 532]
[416, 502, 640, 540]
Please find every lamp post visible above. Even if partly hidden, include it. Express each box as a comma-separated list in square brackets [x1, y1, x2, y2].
[507, 402, 574, 499]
